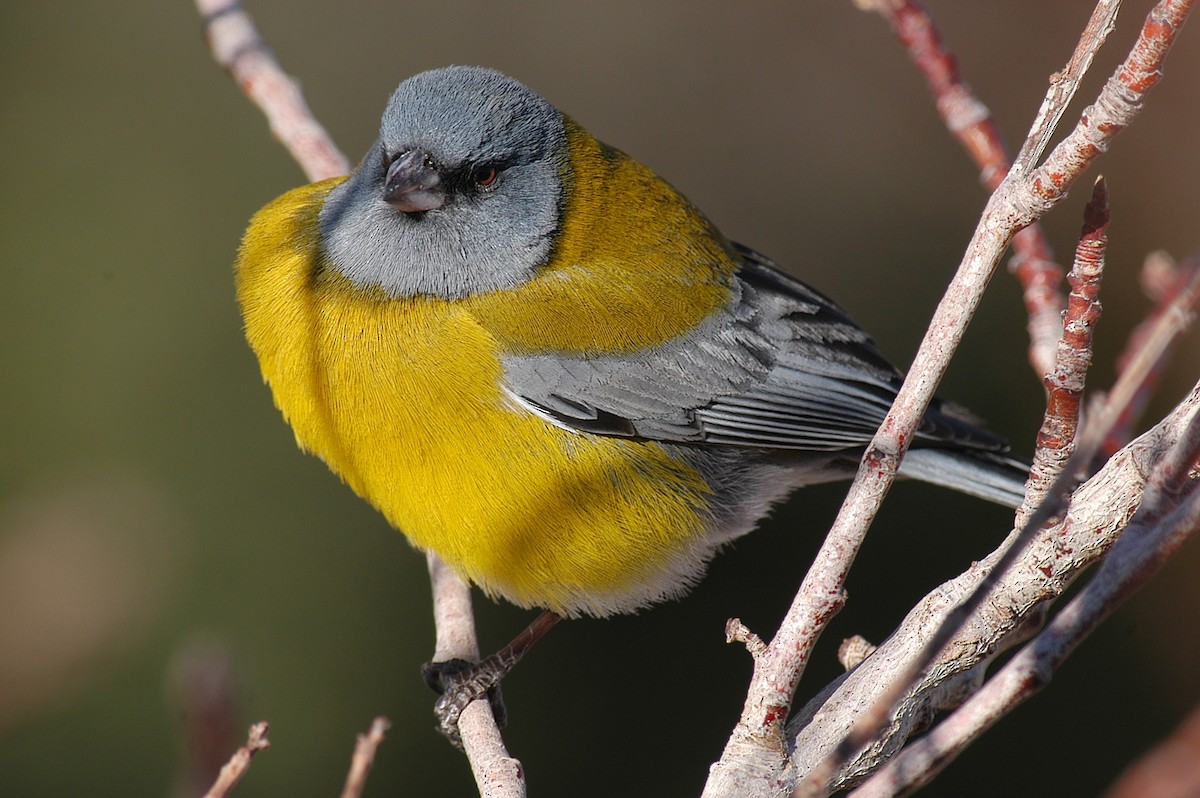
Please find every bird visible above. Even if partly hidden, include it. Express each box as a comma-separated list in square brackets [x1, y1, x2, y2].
[234, 65, 1027, 731]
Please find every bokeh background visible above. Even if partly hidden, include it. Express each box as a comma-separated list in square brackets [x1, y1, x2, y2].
[3, 1, 1199, 795]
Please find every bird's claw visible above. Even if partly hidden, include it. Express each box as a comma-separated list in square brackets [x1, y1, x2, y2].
[421, 658, 508, 747]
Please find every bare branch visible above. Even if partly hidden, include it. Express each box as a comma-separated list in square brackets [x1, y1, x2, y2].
[427, 553, 527, 798]
[704, 3, 1195, 796]
[803, 168, 1193, 798]
[202, 721, 270, 798]
[339, 717, 391, 798]
[786, 157, 1197, 792]
[195, 0, 350, 181]
[855, 0, 1075, 377]
[791, 379, 1200, 794]
[197, 2, 520, 791]
[1105, 251, 1200, 454]
[791, 5, 1194, 793]
[851, 415, 1200, 797]
[1020, 177, 1109, 520]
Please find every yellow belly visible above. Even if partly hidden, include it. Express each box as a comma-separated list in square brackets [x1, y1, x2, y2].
[235, 181, 715, 616]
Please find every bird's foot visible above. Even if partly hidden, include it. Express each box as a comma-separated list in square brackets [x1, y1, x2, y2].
[421, 657, 509, 747]
[421, 610, 561, 746]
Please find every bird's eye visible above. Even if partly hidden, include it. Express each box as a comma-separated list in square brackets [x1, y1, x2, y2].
[472, 164, 498, 188]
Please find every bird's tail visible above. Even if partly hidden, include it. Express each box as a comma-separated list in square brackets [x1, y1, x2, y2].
[899, 448, 1030, 509]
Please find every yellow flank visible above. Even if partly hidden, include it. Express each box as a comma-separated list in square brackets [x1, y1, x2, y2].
[235, 179, 719, 616]
[465, 120, 738, 355]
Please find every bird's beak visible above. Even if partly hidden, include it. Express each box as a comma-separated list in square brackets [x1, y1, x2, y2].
[383, 148, 446, 213]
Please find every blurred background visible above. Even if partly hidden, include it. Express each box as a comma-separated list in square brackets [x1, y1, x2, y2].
[2, 1, 1198, 795]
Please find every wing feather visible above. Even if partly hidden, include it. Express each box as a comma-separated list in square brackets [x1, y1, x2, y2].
[498, 244, 1008, 455]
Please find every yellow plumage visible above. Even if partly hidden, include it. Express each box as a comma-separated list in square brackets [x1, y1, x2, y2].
[467, 121, 735, 354]
[235, 66, 1028, 627]
[235, 121, 745, 616]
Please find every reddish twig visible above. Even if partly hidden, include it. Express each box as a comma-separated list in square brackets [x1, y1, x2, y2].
[1010, 227, 1069, 380]
[743, 4, 1193, 796]
[853, 377, 1200, 797]
[195, 0, 350, 181]
[339, 717, 391, 798]
[706, 3, 1194, 791]
[854, 0, 1086, 378]
[1104, 251, 1200, 455]
[854, 0, 1011, 187]
[202, 721, 270, 798]
[1019, 177, 1109, 520]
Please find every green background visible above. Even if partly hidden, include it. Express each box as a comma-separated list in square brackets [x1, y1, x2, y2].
[2, 1, 1198, 795]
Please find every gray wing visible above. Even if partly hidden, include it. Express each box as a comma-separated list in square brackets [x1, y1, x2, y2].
[502, 244, 1007, 454]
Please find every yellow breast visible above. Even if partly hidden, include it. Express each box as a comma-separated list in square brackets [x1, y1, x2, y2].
[234, 179, 719, 616]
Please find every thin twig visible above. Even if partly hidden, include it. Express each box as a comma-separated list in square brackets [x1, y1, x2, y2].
[791, 5, 1195, 794]
[851, 407, 1200, 797]
[339, 717, 391, 798]
[855, 0, 1074, 378]
[1105, 251, 1200, 454]
[198, 1, 518, 791]
[195, 0, 350, 181]
[201, 721, 270, 798]
[1018, 177, 1109, 523]
[788, 381, 1200, 792]
[428, 553, 527, 798]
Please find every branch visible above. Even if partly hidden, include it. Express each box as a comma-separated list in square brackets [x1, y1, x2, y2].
[197, 2, 520, 793]
[853, 0, 1094, 377]
[793, 378, 1200, 795]
[801, 120, 1194, 797]
[705, 2, 1195, 795]
[201, 721, 270, 798]
[798, 4, 1194, 792]
[428, 553, 527, 798]
[195, 0, 349, 181]
[1105, 251, 1200, 453]
[339, 717, 391, 798]
[852, 413, 1200, 797]
[1021, 177, 1109, 519]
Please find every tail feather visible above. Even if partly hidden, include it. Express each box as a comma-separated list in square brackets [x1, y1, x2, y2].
[900, 448, 1029, 509]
